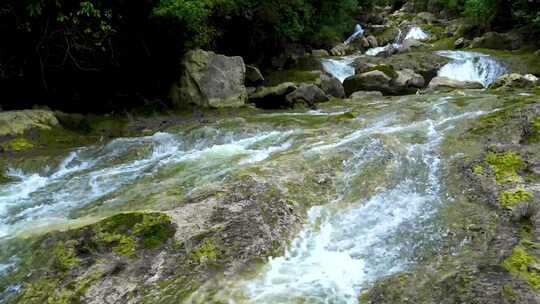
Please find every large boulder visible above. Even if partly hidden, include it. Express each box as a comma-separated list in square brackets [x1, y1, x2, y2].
[171, 49, 247, 108]
[470, 32, 523, 51]
[490, 73, 540, 90]
[286, 84, 330, 107]
[0, 110, 59, 137]
[393, 69, 425, 90]
[415, 12, 437, 24]
[245, 65, 265, 87]
[248, 82, 298, 109]
[344, 71, 393, 96]
[355, 51, 450, 83]
[398, 39, 425, 53]
[376, 27, 401, 46]
[427, 76, 483, 91]
[319, 74, 345, 98]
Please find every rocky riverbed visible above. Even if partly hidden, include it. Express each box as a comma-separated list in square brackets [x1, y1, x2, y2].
[2, 4, 540, 304]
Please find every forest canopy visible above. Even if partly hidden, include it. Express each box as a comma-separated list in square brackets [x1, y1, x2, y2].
[0, 0, 539, 111]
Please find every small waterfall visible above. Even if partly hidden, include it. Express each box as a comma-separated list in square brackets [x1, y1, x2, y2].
[366, 27, 426, 57]
[437, 51, 507, 87]
[321, 56, 357, 82]
[345, 24, 365, 45]
[404, 27, 428, 41]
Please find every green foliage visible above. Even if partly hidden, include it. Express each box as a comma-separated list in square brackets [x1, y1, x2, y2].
[153, 0, 359, 48]
[53, 241, 80, 272]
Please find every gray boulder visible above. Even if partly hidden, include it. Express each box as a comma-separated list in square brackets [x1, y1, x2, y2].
[320, 74, 345, 98]
[470, 32, 523, 51]
[245, 65, 265, 87]
[393, 69, 425, 89]
[367, 36, 379, 48]
[415, 12, 437, 24]
[0, 110, 59, 137]
[399, 39, 424, 53]
[490, 73, 540, 89]
[344, 71, 392, 96]
[454, 37, 468, 49]
[172, 49, 247, 108]
[331, 43, 354, 56]
[249, 82, 298, 109]
[427, 76, 483, 91]
[286, 84, 330, 107]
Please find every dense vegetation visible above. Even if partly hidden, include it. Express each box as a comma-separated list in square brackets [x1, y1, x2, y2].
[0, 0, 538, 112]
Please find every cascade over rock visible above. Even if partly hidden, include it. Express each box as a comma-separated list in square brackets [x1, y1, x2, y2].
[171, 49, 247, 108]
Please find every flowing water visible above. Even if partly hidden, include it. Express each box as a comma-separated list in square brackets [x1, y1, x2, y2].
[437, 50, 508, 87]
[0, 36, 511, 303]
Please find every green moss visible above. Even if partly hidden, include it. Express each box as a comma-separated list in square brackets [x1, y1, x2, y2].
[3, 138, 35, 151]
[485, 151, 524, 184]
[265, 69, 320, 86]
[499, 188, 533, 209]
[133, 213, 176, 249]
[529, 116, 540, 142]
[502, 246, 540, 288]
[191, 239, 218, 263]
[366, 65, 398, 78]
[100, 232, 137, 257]
[473, 164, 485, 175]
[53, 241, 80, 272]
[502, 284, 517, 300]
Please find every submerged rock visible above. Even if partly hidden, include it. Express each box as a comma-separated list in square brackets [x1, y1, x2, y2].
[427, 76, 483, 91]
[0, 110, 59, 137]
[171, 49, 247, 108]
[490, 73, 540, 90]
[350, 91, 384, 98]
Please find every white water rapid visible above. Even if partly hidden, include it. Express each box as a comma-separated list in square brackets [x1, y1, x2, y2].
[437, 50, 508, 87]
[0, 130, 296, 239]
[321, 56, 358, 82]
[234, 98, 489, 304]
[366, 26, 427, 56]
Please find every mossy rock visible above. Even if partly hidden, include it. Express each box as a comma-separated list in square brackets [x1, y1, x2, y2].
[1, 212, 176, 303]
[366, 65, 398, 79]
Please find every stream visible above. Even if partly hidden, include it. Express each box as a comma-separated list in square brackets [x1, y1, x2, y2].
[0, 30, 512, 303]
